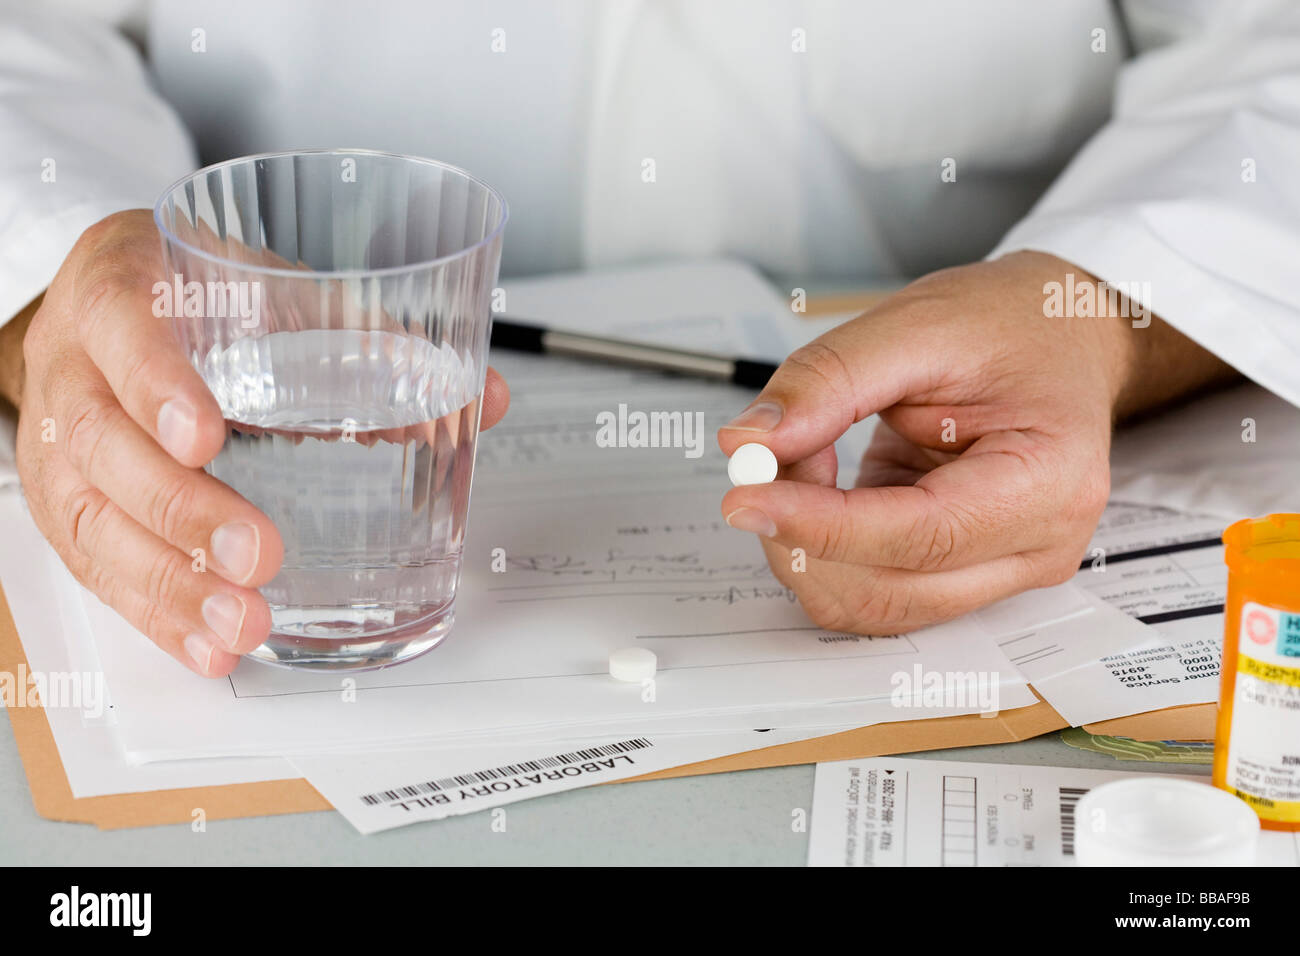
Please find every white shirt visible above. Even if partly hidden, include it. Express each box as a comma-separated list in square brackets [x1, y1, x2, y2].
[2, 0, 1299, 406]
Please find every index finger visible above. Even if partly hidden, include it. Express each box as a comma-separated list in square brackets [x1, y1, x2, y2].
[716, 317, 916, 464]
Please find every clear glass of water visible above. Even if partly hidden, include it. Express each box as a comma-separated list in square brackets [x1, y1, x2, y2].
[154, 148, 507, 670]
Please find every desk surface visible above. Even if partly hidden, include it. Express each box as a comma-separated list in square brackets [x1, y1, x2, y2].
[0, 714, 1207, 865]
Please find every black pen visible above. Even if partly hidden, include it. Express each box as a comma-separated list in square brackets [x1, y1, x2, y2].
[489, 316, 779, 388]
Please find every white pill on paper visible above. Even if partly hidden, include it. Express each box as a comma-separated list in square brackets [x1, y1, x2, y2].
[609, 647, 657, 682]
[727, 442, 778, 486]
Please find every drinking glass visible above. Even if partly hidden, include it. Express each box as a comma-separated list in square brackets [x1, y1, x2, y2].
[154, 148, 507, 670]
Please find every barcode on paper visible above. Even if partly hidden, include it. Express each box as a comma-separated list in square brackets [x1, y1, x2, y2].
[359, 737, 655, 806]
[1058, 786, 1088, 856]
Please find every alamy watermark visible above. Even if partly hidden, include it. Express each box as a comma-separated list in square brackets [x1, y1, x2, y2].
[595, 403, 706, 459]
[49, 886, 150, 936]
[152, 274, 261, 328]
[1043, 273, 1151, 328]
[0, 665, 105, 719]
[890, 665, 1000, 716]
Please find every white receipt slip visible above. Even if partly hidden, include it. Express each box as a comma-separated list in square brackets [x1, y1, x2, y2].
[808, 756, 1300, 867]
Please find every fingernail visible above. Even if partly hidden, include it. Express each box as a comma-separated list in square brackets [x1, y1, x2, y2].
[184, 632, 216, 674]
[724, 401, 782, 432]
[157, 398, 197, 461]
[201, 593, 247, 650]
[211, 522, 260, 584]
[725, 507, 777, 537]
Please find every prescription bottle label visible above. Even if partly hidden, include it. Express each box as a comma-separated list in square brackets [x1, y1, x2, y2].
[1223, 601, 1300, 822]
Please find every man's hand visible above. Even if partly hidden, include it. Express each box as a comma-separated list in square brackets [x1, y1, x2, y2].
[13, 209, 509, 677]
[718, 251, 1237, 634]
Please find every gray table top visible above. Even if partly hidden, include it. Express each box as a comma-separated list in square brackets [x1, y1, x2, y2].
[0, 713, 1207, 866]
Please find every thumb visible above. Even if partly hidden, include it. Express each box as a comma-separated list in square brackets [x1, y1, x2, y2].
[717, 325, 908, 463]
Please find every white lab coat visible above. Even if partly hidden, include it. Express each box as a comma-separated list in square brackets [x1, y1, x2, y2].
[1, 0, 1298, 407]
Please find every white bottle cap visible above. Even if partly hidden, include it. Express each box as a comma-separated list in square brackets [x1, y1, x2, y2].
[1073, 777, 1259, 867]
[608, 647, 657, 682]
[728, 443, 778, 486]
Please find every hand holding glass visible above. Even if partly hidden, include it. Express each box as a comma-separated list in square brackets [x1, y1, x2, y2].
[155, 149, 507, 670]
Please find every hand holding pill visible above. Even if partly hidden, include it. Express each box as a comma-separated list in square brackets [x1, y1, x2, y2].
[715, 253, 1238, 637]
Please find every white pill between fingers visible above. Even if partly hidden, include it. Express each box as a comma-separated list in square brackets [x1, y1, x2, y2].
[609, 647, 657, 682]
[727, 442, 778, 486]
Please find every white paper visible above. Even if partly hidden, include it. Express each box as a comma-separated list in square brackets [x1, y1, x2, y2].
[19, 260, 1246, 785]
[86, 286, 1062, 762]
[91, 566, 1031, 762]
[1031, 503, 1230, 726]
[292, 726, 847, 834]
[0, 484, 1038, 803]
[501, 258, 798, 362]
[78, 387, 1136, 760]
[1079, 502, 1228, 623]
[808, 756, 1300, 867]
[1109, 380, 1300, 521]
[1000, 599, 1162, 727]
[1026, 619, 1224, 728]
[980, 583, 1151, 684]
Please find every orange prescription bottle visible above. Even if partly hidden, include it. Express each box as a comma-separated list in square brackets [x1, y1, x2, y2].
[1213, 513, 1300, 830]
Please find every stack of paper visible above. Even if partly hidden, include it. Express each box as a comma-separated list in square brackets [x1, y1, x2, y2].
[2, 259, 1289, 834]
